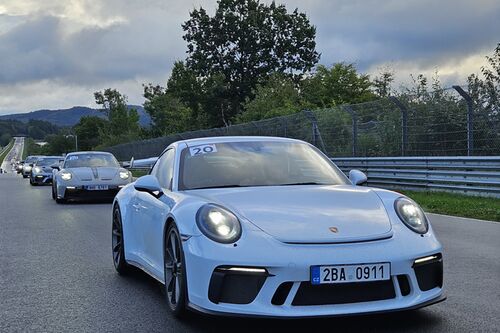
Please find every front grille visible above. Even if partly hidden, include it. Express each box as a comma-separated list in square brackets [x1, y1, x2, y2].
[67, 189, 119, 199]
[292, 280, 396, 306]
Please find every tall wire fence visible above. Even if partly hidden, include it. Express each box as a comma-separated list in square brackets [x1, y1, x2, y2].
[104, 86, 500, 160]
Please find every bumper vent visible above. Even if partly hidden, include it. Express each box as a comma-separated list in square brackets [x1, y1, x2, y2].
[414, 254, 443, 291]
[208, 267, 267, 305]
[292, 280, 396, 306]
[397, 275, 411, 296]
[271, 282, 293, 305]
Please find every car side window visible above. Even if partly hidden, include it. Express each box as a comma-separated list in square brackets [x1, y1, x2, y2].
[154, 149, 175, 190]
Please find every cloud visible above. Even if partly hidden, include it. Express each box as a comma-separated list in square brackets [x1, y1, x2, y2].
[0, 0, 499, 115]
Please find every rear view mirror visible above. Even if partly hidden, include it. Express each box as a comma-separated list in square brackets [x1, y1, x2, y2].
[134, 175, 163, 198]
[349, 169, 367, 185]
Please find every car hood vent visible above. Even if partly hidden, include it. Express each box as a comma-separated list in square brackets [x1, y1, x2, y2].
[69, 167, 118, 181]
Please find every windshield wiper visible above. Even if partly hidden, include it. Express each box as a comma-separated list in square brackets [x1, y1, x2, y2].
[279, 182, 327, 186]
[188, 184, 249, 190]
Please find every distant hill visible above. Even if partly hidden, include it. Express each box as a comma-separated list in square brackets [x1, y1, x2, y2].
[0, 105, 151, 127]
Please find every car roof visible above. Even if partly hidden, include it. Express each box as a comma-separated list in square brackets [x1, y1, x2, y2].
[176, 136, 305, 147]
[65, 151, 113, 156]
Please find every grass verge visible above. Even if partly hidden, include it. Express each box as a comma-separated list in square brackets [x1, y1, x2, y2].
[131, 169, 148, 178]
[0, 140, 14, 165]
[401, 190, 500, 222]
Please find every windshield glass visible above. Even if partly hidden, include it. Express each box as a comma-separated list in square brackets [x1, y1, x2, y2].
[25, 156, 38, 163]
[36, 158, 60, 166]
[64, 154, 119, 168]
[179, 141, 349, 190]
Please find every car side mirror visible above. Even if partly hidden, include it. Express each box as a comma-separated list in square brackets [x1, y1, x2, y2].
[349, 169, 367, 185]
[51, 164, 60, 171]
[134, 175, 163, 198]
[29, 163, 34, 167]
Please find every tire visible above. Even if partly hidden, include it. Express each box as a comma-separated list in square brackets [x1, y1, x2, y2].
[54, 186, 66, 204]
[22, 174, 28, 178]
[112, 205, 130, 275]
[164, 223, 188, 317]
[51, 183, 56, 200]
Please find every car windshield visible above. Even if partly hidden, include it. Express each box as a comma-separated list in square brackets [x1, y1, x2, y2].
[178, 141, 349, 190]
[36, 158, 60, 166]
[25, 156, 38, 163]
[64, 154, 119, 168]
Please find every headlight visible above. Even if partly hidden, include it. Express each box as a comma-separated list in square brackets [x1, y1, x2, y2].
[119, 171, 130, 179]
[25, 166, 32, 171]
[61, 172, 72, 181]
[394, 197, 429, 234]
[196, 204, 242, 243]
[33, 167, 41, 174]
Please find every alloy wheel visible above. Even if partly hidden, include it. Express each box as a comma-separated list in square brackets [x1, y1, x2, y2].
[165, 229, 183, 309]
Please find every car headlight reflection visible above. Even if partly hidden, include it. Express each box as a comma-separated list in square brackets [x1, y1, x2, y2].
[61, 172, 72, 181]
[33, 167, 41, 174]
[196, 204, 241, 243]
[395, 197, 429, 234]
[119, 171, 130, 179]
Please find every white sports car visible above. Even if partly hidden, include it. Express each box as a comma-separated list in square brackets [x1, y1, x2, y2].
[112, 136, 445, 318]
[53, 151, 132, 203]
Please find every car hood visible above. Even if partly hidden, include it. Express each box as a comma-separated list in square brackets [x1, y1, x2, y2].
[189, 185, 393, 244]
[37, 166, 55, 173]
[67, 167, 119, 181]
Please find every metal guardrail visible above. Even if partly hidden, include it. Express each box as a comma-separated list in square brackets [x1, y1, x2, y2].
[332, 156, 500, 198]
[126, 155, 500, 198]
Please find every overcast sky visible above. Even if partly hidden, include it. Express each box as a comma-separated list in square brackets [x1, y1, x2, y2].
[0, 0, 499, 115]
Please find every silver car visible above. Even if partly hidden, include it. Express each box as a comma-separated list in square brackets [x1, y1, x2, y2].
[22, 155, 43, 178]
[52, 151, 132, 203]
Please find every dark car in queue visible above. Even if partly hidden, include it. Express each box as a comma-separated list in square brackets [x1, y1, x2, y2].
[30, 156, 63, 186]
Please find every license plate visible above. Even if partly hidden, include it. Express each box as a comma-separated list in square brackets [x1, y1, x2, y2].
[85, 185, 109, 191]
[311, 263, 390, 285]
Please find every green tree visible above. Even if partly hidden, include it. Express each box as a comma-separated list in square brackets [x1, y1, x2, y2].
[302, 63, 375, 108]
[0, 132, 12, 147]
[94, 89, 140, 145]
[239, 73, 303, 122]
[43, 134, 75, 155]
[73, 116, 108, 151]
[143, 84, 193, 136]
[182, 0, 319, 121]
[372, 68, 395, 98]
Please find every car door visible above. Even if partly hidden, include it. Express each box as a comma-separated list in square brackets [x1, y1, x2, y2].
[134, 149, 176, 279]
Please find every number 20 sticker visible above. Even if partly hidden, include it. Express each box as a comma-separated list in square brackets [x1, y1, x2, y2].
[189, 144, 217, 156]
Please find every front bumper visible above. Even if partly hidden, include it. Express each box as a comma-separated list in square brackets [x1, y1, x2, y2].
[183, 224, 445, 318]
[57, 184, 128, 200]
[31, 173, 53, 184]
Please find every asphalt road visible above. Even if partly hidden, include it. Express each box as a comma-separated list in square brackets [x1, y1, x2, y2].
[0, 174, 499, 332]
[0, 137, 24, 172]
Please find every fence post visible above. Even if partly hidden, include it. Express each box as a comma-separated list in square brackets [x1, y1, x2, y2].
[453, 86, 474, 156]
[342, 105, 357, 156]
[303, 110, 327, 153]
[389, 97, 408, 156]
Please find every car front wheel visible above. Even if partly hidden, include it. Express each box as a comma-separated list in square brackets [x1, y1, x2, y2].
[54, 184, 66, 204]
[164, 223, 188, 317]
[112, 205, 130, 274]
